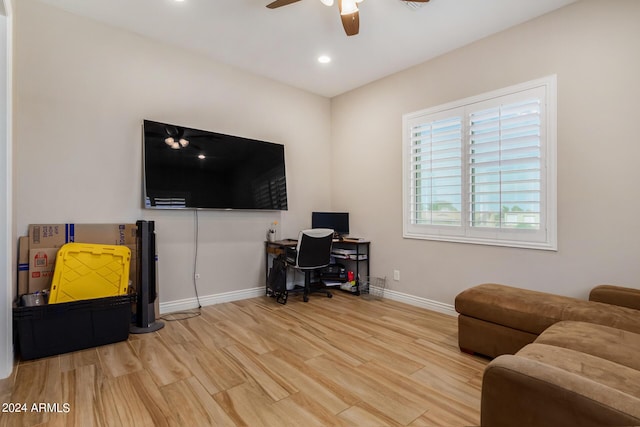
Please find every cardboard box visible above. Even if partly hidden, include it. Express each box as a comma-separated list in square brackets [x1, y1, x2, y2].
[25, 222, 158, 320]
[18, 236, 30, 297]
[29, 224, 137, 249]
[28, 224, 138, 294]
[28, 247, 59, 293]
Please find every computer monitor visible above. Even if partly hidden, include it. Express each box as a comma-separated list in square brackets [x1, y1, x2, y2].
[312, 212, 349, 237]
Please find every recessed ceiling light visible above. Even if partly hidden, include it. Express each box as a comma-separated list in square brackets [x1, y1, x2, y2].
[198, 154, 205, 159]
[318, 55, 331, 64]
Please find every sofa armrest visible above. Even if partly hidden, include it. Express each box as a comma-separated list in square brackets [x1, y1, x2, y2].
[589, 285, 640, 311]
[482, 355, 640, 427]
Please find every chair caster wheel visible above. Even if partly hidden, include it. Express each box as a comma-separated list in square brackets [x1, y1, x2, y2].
[327, 293, 333, 298]
[303, 295, 309, 302]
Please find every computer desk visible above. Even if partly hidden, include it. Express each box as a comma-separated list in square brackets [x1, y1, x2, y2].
[264, 238, 370, 294]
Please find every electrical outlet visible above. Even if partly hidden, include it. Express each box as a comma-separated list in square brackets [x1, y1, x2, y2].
[195, 273, 201, 279]
[393, 270, 400, 281]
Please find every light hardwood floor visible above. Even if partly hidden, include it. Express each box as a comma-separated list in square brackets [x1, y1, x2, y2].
[1, 292, 488, 427]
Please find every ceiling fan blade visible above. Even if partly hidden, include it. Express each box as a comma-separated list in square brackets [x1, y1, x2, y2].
[340, 11, 359, 36]
[338, 1, 360, 36]
[266, 0, 303, 9]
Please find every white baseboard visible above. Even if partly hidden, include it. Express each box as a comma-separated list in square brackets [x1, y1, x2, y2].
[376, 287, 457, 317]
[159, 286, 457, 317]
[159, 287, 265, 314]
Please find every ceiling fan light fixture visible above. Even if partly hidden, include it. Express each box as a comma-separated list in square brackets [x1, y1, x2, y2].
[320, 0, 334, 6]
[164, 125, 188, 149]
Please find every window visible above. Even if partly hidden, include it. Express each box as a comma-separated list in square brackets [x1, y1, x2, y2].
[402, 76, 557, 250]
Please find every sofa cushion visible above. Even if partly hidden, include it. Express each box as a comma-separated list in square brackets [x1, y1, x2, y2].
[458, 314, 538, 357]
[482, 343, 640, 427]
[535, 321, 640, 371]
[590, 284, 640, 310]
[455, 283, 640, 335]
[517, 343, 640, 401]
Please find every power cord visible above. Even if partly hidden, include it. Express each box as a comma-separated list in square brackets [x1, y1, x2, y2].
[192, 209, 203, 309]
[159, 209, 203, 322]
[160, 311, 200, 322]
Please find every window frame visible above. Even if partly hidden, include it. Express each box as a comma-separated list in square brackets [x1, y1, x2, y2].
[402, 76, 557, 250]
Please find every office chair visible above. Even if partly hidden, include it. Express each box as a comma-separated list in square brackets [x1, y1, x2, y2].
[290, 228, 334, 302]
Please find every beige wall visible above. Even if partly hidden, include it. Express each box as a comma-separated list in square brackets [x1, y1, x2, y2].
[12, 0, 640, 312]
[330, 0, 640, 304]
[13, 0, 332, 304]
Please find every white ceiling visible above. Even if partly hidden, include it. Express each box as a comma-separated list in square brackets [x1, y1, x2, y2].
[38, 0, 577, 98]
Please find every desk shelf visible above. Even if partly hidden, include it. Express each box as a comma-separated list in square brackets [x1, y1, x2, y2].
[331, 241, 370, 295]
[265, 239, 370, 297]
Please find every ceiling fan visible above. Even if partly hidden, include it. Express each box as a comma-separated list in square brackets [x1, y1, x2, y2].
[266, 0, 430, 37]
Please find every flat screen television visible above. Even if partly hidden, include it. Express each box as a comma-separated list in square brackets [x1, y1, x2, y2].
[312, 212, 349, 237]
[143, 120, 288, 210]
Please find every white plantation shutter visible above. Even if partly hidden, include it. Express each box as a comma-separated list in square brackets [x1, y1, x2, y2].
[403, 77, 556, 250]
[468, 94, 542, 230]
[409, 115, 463, 227]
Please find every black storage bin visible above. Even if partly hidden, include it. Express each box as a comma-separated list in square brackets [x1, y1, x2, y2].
[13, 294, 135, 360]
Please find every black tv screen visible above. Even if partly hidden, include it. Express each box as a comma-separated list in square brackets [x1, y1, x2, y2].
[143, 120, 288, 210]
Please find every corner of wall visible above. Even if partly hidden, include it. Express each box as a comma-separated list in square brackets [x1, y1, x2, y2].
[1, 0, 14, 380]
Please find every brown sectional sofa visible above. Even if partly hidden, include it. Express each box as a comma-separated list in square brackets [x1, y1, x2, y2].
[455, 283, 640, 427]
[589, 283, 640, 310]
[455, 283, 640, 358]
[483, 321, 640, 427]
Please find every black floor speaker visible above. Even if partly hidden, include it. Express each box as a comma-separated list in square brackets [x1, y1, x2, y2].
[130, 220, 164, 333]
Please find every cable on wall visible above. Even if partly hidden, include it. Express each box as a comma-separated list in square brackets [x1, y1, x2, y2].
[192, 209, 203, 309]
[159, 209, 203, 322]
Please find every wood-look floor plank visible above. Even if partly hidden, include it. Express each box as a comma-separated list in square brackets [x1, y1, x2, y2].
[202, 302, 261, 328]
[177, 315, 235, 351]
[257, 349, 354, 415]
[215, 321, 279, 355]
[161, 376, 236, 427]
[410, 366, 481, 411]
[271, 391, 350, 427]
[103, 370, 176, 427]
[59, 348, 99, 373]
[306, 355, 427, 425]
[167, 342, 233, 395]
[155, 314, 199, 345]
[96, 341, 143, 378]
[129, 336, 191, 387]
[286, 326, 363, 368]
[3, 358, 62, 427]
[0, 369, 17, 426]
[213, 382, 287, 427]
[322, 330, 425, 375]
[290, 304, 371, 339]
[338, 402, 404, 427]
[3, 292, 488, 427]
[64, 364, 102, 427]
[223, 344, 293, 401]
